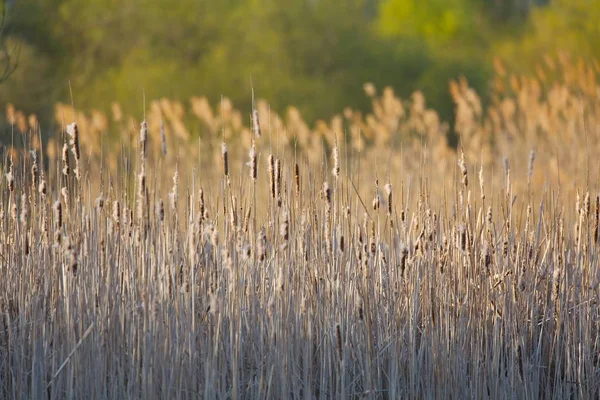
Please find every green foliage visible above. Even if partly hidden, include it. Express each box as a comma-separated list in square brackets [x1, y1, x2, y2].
[0, 0, 598, 140]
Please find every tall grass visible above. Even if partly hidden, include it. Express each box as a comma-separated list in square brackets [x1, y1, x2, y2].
[1, 57, 599, 398]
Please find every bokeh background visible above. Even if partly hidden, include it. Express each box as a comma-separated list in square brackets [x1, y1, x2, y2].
[0, 0, 598, 143]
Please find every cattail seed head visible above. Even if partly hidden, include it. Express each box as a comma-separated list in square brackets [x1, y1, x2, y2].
[158, 199, 164, 223]
[248, 144, 257, 181]
[332, 146, 339, 179]
[294, 163, 300, 196]
[221, 142, 229, 177]
[66, 122, 80, 161]
[113, 200, 121, 227]
[458, 151, 468, 187]
[140, 121, 148, 160]
[5, 158, 14, 193]
[30, 150, 38, 187]
[257, 227, 267, 261]
[323, 182, 331, 205]
[268, 155, 275, 199]
[385, 183, 392, 215]
[275, 158, 282, 206]
[53, 200, 62, 229]
[62, 143, 70, 176]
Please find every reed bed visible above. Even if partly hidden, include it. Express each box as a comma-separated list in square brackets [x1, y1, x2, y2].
[0, 114, 599, 399]
[1, 57, 599, 398]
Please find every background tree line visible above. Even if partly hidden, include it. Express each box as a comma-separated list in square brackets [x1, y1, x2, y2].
[0, 0, 598, 136]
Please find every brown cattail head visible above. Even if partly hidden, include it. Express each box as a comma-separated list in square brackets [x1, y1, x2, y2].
[169, 167, 179, 212]
[248, 144, 257, 181]
[5, 157, 14, 193]
[280, 208, 289, 248]
[53, 200, 62, 229]
[113, 200, 121, 227]
[257, 227, 267, 261]
[66, 122, 80, 161]
[323, 182, 331, 205]
[385, 183, 392, 215]
[158, 199, 165, 223]
[294, 163, 300, 196]
[62, 142, 70, 176]
[198, 188, 205, 222]
[332, 146, 339, 179]
[594, 195, 599, 244]
[140, 121, 148, 160]
[268, 155, 275, 199]
[30, 150, 38, 188]
[458, 151, 468, 187]
[221, 142, 229, 177]
[399, 243, 408, 277]
[275, 158, 282, 206]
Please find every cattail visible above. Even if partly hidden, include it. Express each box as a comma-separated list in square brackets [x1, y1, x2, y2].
[594, 195, 599, 244]
[252, 108, 261, 137]
[137, 165, 146, 219]
[198, 188, 205, 222]
[157, 199, 164, 223]
[483, 244, 492, 274]
[53, 200, 62, 229]
[458, 151, 468, 187]
[248, 144, 257, 181]
[169, 167, 179, 212]
[335, 324, 343, 359]
[257, 228, 267, 261]
[30, 150, 38, 188]
[275, 158, 282, 206]
[268, 155, 275, 199]
[584, 191, 590, 218]
[140, 120, 148, 160]
[5, 158, 14, 193]
[399, 244, 408, 277]
[67, 122, 81, 179]
[332, 146, 339, 179]
[339, 233, 345, 253]
[38, 172, 47, 196]
[372, 193, 380, 211]
[385, 183, 392, 215]
[113, 200, 121, 228]
[458, 224, 467, 252]
[62, 142, 70, 176]
[527, 150, 535, 184]
[486, 206, 492, 225]
[280, 209, 289, 249]
[95, 195, 105, 210]
[160, 120, 167, 156]
[294, 163, 300, 196]
[221, 142, 228, 177]
[323, 182, 331, 205]
[61, 187, 69, 211]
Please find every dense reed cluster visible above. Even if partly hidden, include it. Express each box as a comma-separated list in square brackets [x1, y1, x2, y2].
[1, 56, 599, 398]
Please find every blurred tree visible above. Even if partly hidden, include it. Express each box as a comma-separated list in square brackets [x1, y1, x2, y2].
[0, 2, 19, 84]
